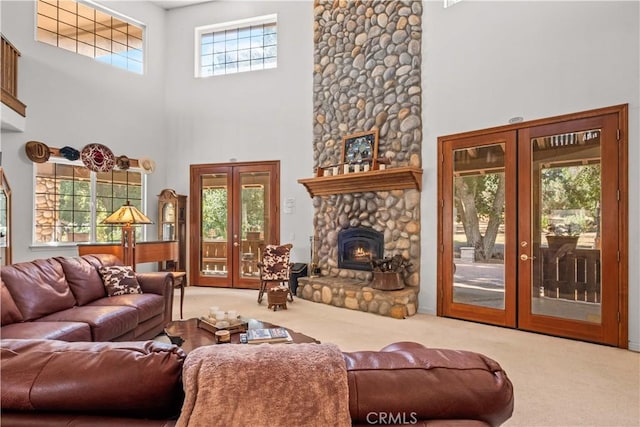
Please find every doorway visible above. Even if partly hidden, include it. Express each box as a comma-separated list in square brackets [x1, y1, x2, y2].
[437, 105, 628, 347]
[189, 161, 280, 289]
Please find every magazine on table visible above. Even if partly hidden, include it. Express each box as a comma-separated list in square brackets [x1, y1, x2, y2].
[246, 327, 293, 344]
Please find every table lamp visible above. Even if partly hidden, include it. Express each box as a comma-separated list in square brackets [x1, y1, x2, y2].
[102, 201, 153, 269]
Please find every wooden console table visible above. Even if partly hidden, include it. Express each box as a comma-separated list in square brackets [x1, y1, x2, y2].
[78, 240, 179, 266]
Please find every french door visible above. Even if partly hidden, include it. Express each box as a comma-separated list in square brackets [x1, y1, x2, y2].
[189, 161, 280, 289]
[438, 105, 628, 347]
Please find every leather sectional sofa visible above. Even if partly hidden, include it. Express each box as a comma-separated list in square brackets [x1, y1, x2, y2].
[1, 254, 174, 341]
[0, 339, 514, 426]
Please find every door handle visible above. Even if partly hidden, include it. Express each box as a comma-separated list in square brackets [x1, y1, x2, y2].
[520, 254, 537, 261]
[233, 242, 239, 247]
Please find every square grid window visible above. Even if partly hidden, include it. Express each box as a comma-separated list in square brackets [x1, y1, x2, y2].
[36, 0, 145, 74]
[34, 161, 145, 245]
[196, 14, 277, 77]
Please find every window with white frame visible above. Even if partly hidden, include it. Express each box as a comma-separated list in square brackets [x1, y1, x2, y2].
[36, 0, 145, 74]
[34, 161, 146, 245]
[195, 14, 277, 78]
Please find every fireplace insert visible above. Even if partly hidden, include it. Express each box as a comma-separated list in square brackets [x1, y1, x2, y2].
[338, 227, 384, 271]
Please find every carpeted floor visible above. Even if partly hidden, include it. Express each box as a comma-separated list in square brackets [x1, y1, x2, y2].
[170, 286, 640, 427]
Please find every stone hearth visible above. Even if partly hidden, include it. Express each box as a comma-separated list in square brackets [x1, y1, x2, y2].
[297, 276, 418, 319]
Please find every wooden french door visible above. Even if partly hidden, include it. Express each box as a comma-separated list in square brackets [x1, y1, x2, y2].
[438, 105, 628, 347]
[439, 131, 518, 327]
[189, 161, 280, 289]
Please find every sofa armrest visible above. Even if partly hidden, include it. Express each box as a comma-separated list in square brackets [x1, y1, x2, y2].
[137, 272, 174, 324]
[1, 339, 186, 419]
[343, 342, 514, 427]
[136, 272, 172, 295]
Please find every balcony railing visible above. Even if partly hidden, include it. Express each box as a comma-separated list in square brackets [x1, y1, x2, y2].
[1, 34, 26, 117]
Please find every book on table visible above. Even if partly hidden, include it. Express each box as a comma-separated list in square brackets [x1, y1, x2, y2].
[246, 327, 293, 344]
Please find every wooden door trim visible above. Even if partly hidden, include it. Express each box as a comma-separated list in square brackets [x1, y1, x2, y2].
[189, 161, 281, 289]
[437, 104, 628, 348]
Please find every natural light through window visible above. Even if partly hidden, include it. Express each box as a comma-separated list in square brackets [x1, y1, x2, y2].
[36, 0, 145, 74]
[33, 161, 146, 245]
[195, 14, 277, 78]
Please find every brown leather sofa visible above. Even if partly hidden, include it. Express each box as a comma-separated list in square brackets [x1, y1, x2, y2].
[0, 339, 514, 426]
[1, 254, 174, 341]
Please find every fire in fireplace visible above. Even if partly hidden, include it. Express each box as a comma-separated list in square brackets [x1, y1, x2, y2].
[338, 227, 384, 271]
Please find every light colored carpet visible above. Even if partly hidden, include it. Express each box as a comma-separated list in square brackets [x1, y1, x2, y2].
[171, 286, 640, 427]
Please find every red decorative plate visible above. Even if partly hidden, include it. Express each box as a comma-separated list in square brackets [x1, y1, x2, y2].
[81, 143, 115, 173]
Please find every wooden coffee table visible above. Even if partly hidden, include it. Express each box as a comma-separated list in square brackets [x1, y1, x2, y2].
[164, 318, 320, 353]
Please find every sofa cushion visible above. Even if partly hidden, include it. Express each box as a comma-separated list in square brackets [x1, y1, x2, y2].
[0, 321, 92, 341]
[0, 339, 186, 419]
[99, 266, 142, 296]
[37, 305, 138, 341]
[82, 253, 122, 269]
[1, 279, 23, 326]
[1, 259, 76, 321]
[89, 293, 164, 322]
[55, 256, 106, 305]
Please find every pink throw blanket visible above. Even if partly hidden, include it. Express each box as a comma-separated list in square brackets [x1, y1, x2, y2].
[177, 343, 351, 427]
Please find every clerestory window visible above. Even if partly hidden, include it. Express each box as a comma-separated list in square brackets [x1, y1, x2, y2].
[36, 0, 145, 74]
[195, 14, 277, 78]
[33, 160, 146, 245]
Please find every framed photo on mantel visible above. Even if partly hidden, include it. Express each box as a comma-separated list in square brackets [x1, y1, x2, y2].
[341, 129, 379, 171]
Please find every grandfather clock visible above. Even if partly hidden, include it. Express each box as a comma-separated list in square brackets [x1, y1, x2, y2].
[157, 189, 187, 271]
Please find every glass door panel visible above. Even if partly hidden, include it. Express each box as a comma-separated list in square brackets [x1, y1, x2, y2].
[453, 144, 506, 310]
[200, 172, 230, 279]
[531, 129, 602, 323]
[239, 172, 270, 279]
[440, 131, 517, 328]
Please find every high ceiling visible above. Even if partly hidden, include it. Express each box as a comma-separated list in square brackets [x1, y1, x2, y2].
[149, 0, 213, 10]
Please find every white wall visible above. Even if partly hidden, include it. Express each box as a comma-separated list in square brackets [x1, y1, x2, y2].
[421, 1, 640, 350]
[162, 1, 313, 263]
[0, 1, 168, 261]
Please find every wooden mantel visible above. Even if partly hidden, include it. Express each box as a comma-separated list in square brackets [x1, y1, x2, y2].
[298, 166, 423, 197]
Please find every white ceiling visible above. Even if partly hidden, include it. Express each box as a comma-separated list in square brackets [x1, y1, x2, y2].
[149, 0, 213, 10]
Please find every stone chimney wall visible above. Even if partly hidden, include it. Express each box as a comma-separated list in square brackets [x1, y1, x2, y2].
[312, 0, 422, 288]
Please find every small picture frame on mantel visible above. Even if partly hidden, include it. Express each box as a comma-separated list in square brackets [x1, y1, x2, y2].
[341, 129, 379, 171]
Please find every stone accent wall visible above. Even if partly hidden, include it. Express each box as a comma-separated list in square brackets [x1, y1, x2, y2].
[309, 0, 422, 299]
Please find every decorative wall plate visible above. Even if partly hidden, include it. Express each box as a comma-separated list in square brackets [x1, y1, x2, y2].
[81, 143, 115, 172]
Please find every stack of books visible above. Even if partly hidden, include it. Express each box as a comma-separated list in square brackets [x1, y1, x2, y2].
[246, 327, 293, 344]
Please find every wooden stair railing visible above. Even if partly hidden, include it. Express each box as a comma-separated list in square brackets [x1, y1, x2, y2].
[1, 34, 26, 117]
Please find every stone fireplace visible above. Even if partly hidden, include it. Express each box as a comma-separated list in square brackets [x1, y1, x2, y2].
[338, 227, 383, 271]
[297, 0, 422, 319]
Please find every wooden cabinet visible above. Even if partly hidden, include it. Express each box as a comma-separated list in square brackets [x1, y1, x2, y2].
[158, 189, 187, 271]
